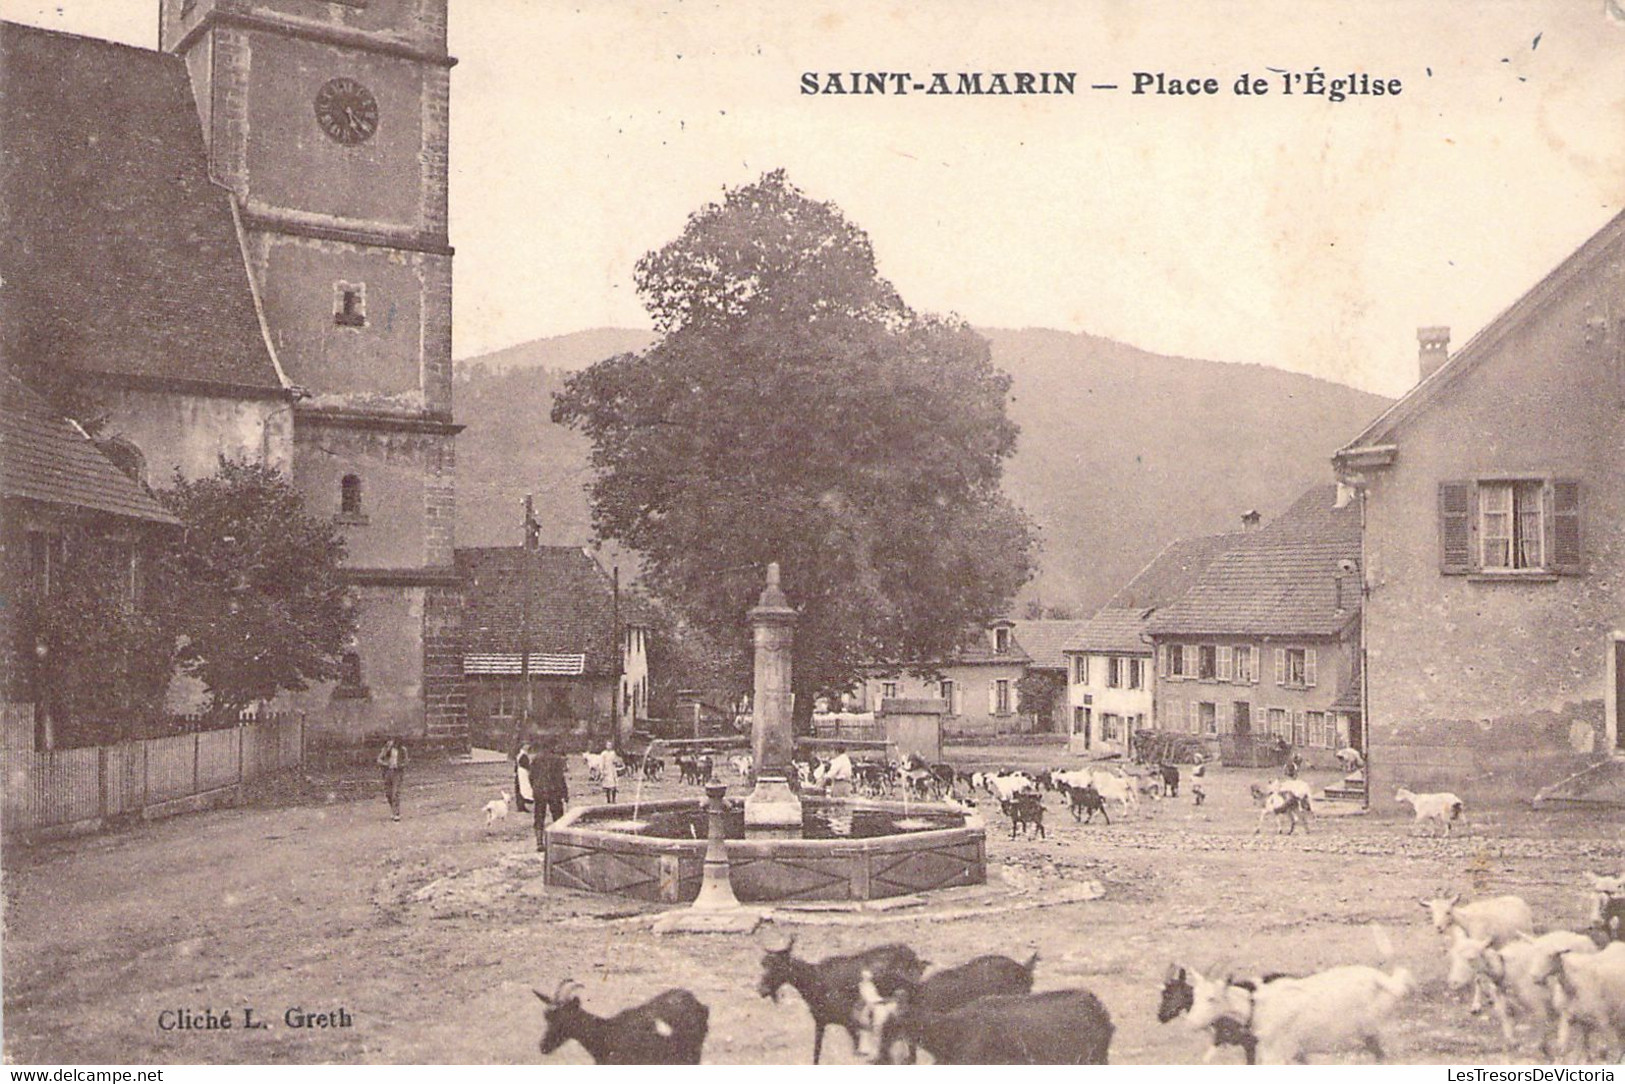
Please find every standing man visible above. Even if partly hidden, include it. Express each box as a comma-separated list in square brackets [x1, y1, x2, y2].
[376, 736, 408, 821]
[529, 739, 569, 852]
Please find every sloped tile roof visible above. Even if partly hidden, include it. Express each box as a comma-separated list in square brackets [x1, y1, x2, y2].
[1146, 484, 1361, 638]
[0, 22, 285, 395]
[1063, 609, 1154, 656]
[0, 369, 178, 524]
[456, 547, 645, 676]
[1110, 532, 1251, 610]
[1011, 619, 1091, 670]
[952, 623, 1031, 666]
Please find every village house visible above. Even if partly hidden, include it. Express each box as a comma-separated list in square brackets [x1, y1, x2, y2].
[1062, 531, 1247, 756]
[855, 619, 1032, 737]
[1334, 209, 1625, 807]
[1145, 485, 1363, 770]
[457, 546, 650, 752]
[0, 7, 465, 750]
[1010, 619, 1090, 734]
[0, 371, 182, 750]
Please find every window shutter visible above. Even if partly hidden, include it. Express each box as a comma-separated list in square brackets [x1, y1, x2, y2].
[1012, 683, 1021, 713]
[1218, 645, 1233, 682]
[1550, 480, 1582, 573]
[1218, 700, 1230, 733]
[1439, 481, 1474, 574]
[1158, 645, 1167, 677]
[1274, 647, 1286, 686]
[988, 682, 997, 716]
[952, 685, 963, 716]
[1183, 644, 1197, 678]
[1305, 648, 1318, 688]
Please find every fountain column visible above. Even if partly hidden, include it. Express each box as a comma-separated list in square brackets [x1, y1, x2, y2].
[744, 563, 802, 828]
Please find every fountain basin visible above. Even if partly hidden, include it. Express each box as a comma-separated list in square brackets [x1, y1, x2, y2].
[545, 797, 986, 904]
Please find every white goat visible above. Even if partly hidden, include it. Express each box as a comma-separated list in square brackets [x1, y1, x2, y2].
[1185, 962, 1413, 1063]
[483, 790, 512, 826]
[1088, 771, 1140, 815]
[1547, 941, 1625, 1061]
[729, 753, 754, 778]
[1255, 790, 1311, 835]
[1395, 787, 1465, 835]
[1448, 928, 1598, 1055]
[1422, 893, 1535, 1012]
[987, 772, 1037, 804]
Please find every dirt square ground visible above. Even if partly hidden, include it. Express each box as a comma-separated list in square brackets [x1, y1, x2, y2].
[4, 742, 1623, 1065]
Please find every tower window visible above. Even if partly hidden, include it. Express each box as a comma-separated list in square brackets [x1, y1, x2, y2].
[338, 474, 367, 522]
[334, 282, 367, 327]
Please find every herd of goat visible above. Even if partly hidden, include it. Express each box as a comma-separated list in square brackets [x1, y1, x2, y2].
[531, 873, 1625, 1064]
[558, 748, 1477, 844]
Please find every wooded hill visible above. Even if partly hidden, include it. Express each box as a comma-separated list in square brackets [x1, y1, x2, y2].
[454, 327, 1391, 614]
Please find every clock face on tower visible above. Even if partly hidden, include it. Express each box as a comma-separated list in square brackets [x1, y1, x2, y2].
[314, 78, 379, 145]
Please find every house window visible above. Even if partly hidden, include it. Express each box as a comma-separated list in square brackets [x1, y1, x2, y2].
[27, 531, 57, 597]
[1074, 706, 1090, 738]
[335, 282, 367, 327]
[340, 474, 364, 517]
[1234, 645, 1253, 684]
[1277, 647, 1317, 688]
[1198, 701, 1217, 736]
[493, 683, 518, 718]
[994, 679, 1011, 715]
[1102, 712, 1120, 742]
[1107, 657, 1124, 689]
[1168, 644, 1187, 678]
[1440, 479, 1582, 575]
[332, 650, 367, 699]
[1307, 710, 1327, 748]
[1198, 645, 1217, 680]
[881, 681, 899, 701]
[938, 678, 954, 708]
[1268, 707, 1287, 739]
[1073, 656, 1089, 685]
[994, 626, 1010, 653]
[1480, 481, 1544, 570]
[1128, 658, 1145, 690]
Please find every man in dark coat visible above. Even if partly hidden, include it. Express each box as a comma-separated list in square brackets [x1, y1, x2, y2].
[529, 741, 569, 851]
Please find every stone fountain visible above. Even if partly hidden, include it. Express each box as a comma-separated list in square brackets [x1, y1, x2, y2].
[543, 564, 986, 905]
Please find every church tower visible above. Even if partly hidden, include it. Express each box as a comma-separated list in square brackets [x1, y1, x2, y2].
[161, 0, 464, 747]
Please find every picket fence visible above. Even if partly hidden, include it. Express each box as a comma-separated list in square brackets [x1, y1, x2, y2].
[1, 714, 304, 840]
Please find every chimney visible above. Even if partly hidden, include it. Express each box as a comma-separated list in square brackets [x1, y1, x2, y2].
[1241, 509, 1262, 532]
[1418, 326, 1450, 383]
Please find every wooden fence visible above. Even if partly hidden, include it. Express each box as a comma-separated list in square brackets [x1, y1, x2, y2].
[1, 714, 304, 841]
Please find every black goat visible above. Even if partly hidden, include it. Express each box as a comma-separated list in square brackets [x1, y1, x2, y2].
[1159, 764, 1180, 797]
[1001, 791, 1046, 839]
[858, 953, 1039, 1063]
[1156, 965, 1289, 1064]
[640, 756, 664, 782]
[757, 939, 926, 1064]
[534, 980, 708, 1064]
[1059, 781, 1110, 825]
[859, 973, 1113, 1064]
[1587, 893, 1625, 945]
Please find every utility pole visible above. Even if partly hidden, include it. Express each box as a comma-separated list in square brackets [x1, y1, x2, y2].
[518, 494, 540, 752]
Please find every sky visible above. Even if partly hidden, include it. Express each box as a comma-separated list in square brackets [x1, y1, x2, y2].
[4, 1, 1625, 396]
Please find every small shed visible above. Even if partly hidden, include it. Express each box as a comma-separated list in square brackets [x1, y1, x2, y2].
[878, 698, 946, 763]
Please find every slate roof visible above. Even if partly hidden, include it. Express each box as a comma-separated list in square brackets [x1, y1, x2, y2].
[0, 22, 285, 395]
[456, 547, 648, 677]
[1063, 609, 1154, 656]
[1145, 484, 1361, 639]
[1011, 619, 1091, 670]
[1109, 532, 1250, 610]
[0, 369, 178, 524]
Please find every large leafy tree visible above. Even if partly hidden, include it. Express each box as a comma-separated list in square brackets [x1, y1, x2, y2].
[159, 458, 354, 718]
[554, 171, 1037, 718]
